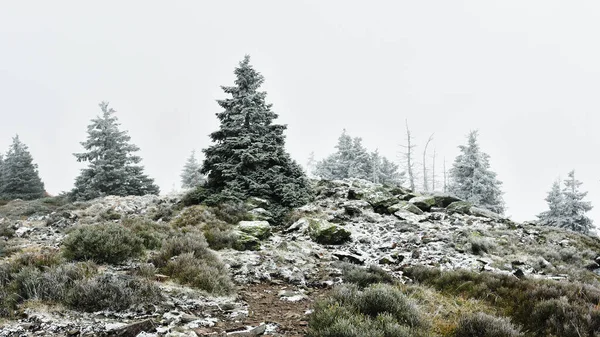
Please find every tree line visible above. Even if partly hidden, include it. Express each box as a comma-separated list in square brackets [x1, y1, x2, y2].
[0, 56, 593, 234]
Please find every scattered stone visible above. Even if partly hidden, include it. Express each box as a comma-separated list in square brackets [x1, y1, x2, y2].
[107, 319, 156, 337]
[333, 251, 365, 265]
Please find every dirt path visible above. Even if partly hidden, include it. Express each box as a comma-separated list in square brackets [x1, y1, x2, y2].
[208, 283, 329, 336]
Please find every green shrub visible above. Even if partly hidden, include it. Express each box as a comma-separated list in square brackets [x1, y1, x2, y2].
[121, 217, 174, 250]
[152, 232, 234, 294]
[0, 260, 161, 315]
[455, 313, 520, 337]
[469, 236, 495, 255]
[404, 266, 600, 337]
[67, 273, 162, 312]
[62, 223, 144, 264]
[162, 253, 234, 295]
[340, 263, 395, 288]
[203, 227, 240, 250]
[308, 284, 428, 337]
[170, 205, 256, 251]
[0, 223, 14, 238]
[180, 186, 211, 206]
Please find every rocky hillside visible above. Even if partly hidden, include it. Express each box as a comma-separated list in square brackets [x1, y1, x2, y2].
[1, 179, 599, 336]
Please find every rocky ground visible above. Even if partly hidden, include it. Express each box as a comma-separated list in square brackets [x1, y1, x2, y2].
[1, 179, 599, 336]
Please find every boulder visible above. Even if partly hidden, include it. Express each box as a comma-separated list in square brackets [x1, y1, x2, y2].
[446, 201, 473, 215]
[387, 201, 423, 215]
[238, 221, 272, 240]
[233, 231, 262, 251]
[470, 207, 503, 220]
[408, 196, 437, 211]
[361, 187, 398, 213]
[306, 218, 351, 245]
[399, 192, 420, 201]
[393, 210, 425, 223]
[431, 193, 461, 207]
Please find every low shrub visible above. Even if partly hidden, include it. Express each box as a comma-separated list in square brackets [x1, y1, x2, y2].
[339, 263, 395, 288]
[404, 266, 600, 337]
[62, 223, 145, 264]
[180, 186, 211, 207]
[0, 260, 161, 316]
[308, 284, 428, 337]
[455, 313, 520, 337]
[469, 236, 495, 255]
[67, 273, 162, 312]
[121, 217, 174, 250]
[152, 232, 234, 295]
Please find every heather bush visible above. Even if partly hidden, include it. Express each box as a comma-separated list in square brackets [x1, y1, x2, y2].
[62, 223, 144, 264]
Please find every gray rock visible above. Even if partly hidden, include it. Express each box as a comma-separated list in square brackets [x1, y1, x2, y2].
[446, 201, 473, 215]
[238, 221, 272, 240]
[408, 196, 437, 211]
[306, 218, 351, 245]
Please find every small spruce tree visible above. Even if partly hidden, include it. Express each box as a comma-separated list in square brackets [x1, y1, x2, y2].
[537, 179, 565, 228]
[379, 156, 405, 186]
[71, 102, 159, 200]
[181, 150, 205, 189]
[0, 135, 45, 200]
[201, 56, 312, 214]
[448, 130, 505, 214]
[561, 171, 593, 234]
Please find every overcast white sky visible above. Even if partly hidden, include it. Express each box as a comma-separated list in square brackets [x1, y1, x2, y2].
[1, 1, 600, 224]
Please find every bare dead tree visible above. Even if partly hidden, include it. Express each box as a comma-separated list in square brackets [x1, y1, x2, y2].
[422, 134, 434, 192]
[399, 120, 417, 191]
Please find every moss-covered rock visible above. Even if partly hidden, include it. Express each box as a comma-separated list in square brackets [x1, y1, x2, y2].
[233, 231, 261, 251]
[387, 201, 424, 215]
[307, 218, 351, 245]
[358, 186, 398, 213]
[408, 196, 437, 211]
[238, 220, 272, 240]
[446, 201, 472, 215]
[431, 194, 461, 208]
[470, 207, 503, 220]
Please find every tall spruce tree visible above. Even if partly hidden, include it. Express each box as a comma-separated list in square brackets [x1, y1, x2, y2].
[201, 56, 312, 212]
[71, 102, 159, 200]
[537, 179, 565, 228]
[0, 135, 45, 200]
[561, 171, 593, 234]
[448, 131, 505, 214]
[181, 150, 205, 189]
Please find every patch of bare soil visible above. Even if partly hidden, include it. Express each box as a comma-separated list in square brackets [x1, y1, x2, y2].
[207, 283, 329, 336]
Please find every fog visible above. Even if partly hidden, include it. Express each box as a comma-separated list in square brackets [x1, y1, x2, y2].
[1, 1, 599, 224]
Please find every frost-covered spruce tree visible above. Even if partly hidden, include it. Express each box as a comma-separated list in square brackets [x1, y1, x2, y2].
[560, 171, 593, 234]
[181, 150, 205, 189]
[379, 156, 405, 186]
[0, 135, 45, 200]
[537, 179, 565, 228]
[201, 56, 312, 213]
[71, 102, 159, 200]
[348, 137, 371, 180]
[306, 152, 317, 178]
[448, 130, 505, 214]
